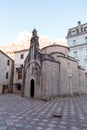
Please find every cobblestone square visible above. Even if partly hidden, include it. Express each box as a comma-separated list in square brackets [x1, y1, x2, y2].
[0, 94, 87, 130]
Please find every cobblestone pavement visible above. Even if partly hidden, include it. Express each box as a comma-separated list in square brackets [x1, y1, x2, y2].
[0, 94, 87, 130]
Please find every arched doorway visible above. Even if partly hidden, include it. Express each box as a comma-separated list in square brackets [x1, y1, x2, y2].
[30, 79, 34, 97]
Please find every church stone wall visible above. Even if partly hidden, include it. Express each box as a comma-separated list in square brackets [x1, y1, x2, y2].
[24, 67, 30, 97]
[59, 57, 87, 96]
[50, 53, 79, 95]
[60, 58, 78, 95]
[41, 60, 60, 99]
[24, 62, 42, 99]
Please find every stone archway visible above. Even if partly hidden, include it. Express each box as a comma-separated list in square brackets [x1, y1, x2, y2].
[30, 79, 34, 97]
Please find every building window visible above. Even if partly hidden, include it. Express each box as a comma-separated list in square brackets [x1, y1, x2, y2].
[71, 30, 76, 35]
[18, 72, 22, 79]
[73, 40, 76, 46]
[6, 72, 8, 79]
[84, 27, 87, 32]
[85, 37, 87, 43]
[84, 59, 87, 66]
[85, 49, 87, 56]
[20, 64, 23, 68]
[73, 51, 78, 58]
[7, 59, 10, 65]
[85, 73, 87, 78]
[20, 54, 24, 59]
[81, 27, 83, 32]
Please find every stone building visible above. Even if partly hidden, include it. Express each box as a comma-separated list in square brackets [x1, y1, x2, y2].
[13, 49, 28, 93]
[66, 21, 87, 72]
[0, 50, 14, 94]
[22, 29, 87, 100]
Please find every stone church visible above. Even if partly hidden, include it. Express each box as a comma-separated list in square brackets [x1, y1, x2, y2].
[22, 29, 87, 100]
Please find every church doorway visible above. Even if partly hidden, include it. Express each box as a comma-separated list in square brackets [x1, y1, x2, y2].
[30, 79, 34, 97]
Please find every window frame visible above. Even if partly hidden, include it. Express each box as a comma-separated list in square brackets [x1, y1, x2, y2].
[85, 37, 87, 43]
[18, 72, 22, 79]
[6, 72, 8, 79]
[73, 40, 76, 46]
[20, 54, 24, 59]
[7, 59, 10, 66]
[84, 27, 87, 32]
[71, 29, 76, 35]
[84, 59, 87, 66]
[85, 49, 87, 56]
[73, 51, 78, 58]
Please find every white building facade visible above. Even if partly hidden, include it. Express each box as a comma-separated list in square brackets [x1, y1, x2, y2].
[13, 49, 28, 93]
[66, 21, 87, 72]
[0, 50, 14, 93]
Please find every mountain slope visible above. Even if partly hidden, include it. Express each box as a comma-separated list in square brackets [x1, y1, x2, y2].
[0, 30, 67, 59]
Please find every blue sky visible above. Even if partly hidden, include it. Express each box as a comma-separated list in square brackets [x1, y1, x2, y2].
[0, 0, 87, 45]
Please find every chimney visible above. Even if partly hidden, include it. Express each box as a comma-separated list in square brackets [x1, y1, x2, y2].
[78, 21, 81, 32]
[78, 21, 81, 25]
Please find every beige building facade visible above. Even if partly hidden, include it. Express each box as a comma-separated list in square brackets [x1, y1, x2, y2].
[0, 50, 14, 94]
[22, 29, 87, 100]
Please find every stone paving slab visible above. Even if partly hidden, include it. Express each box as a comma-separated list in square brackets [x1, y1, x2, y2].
[0, 94, 87, 130]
